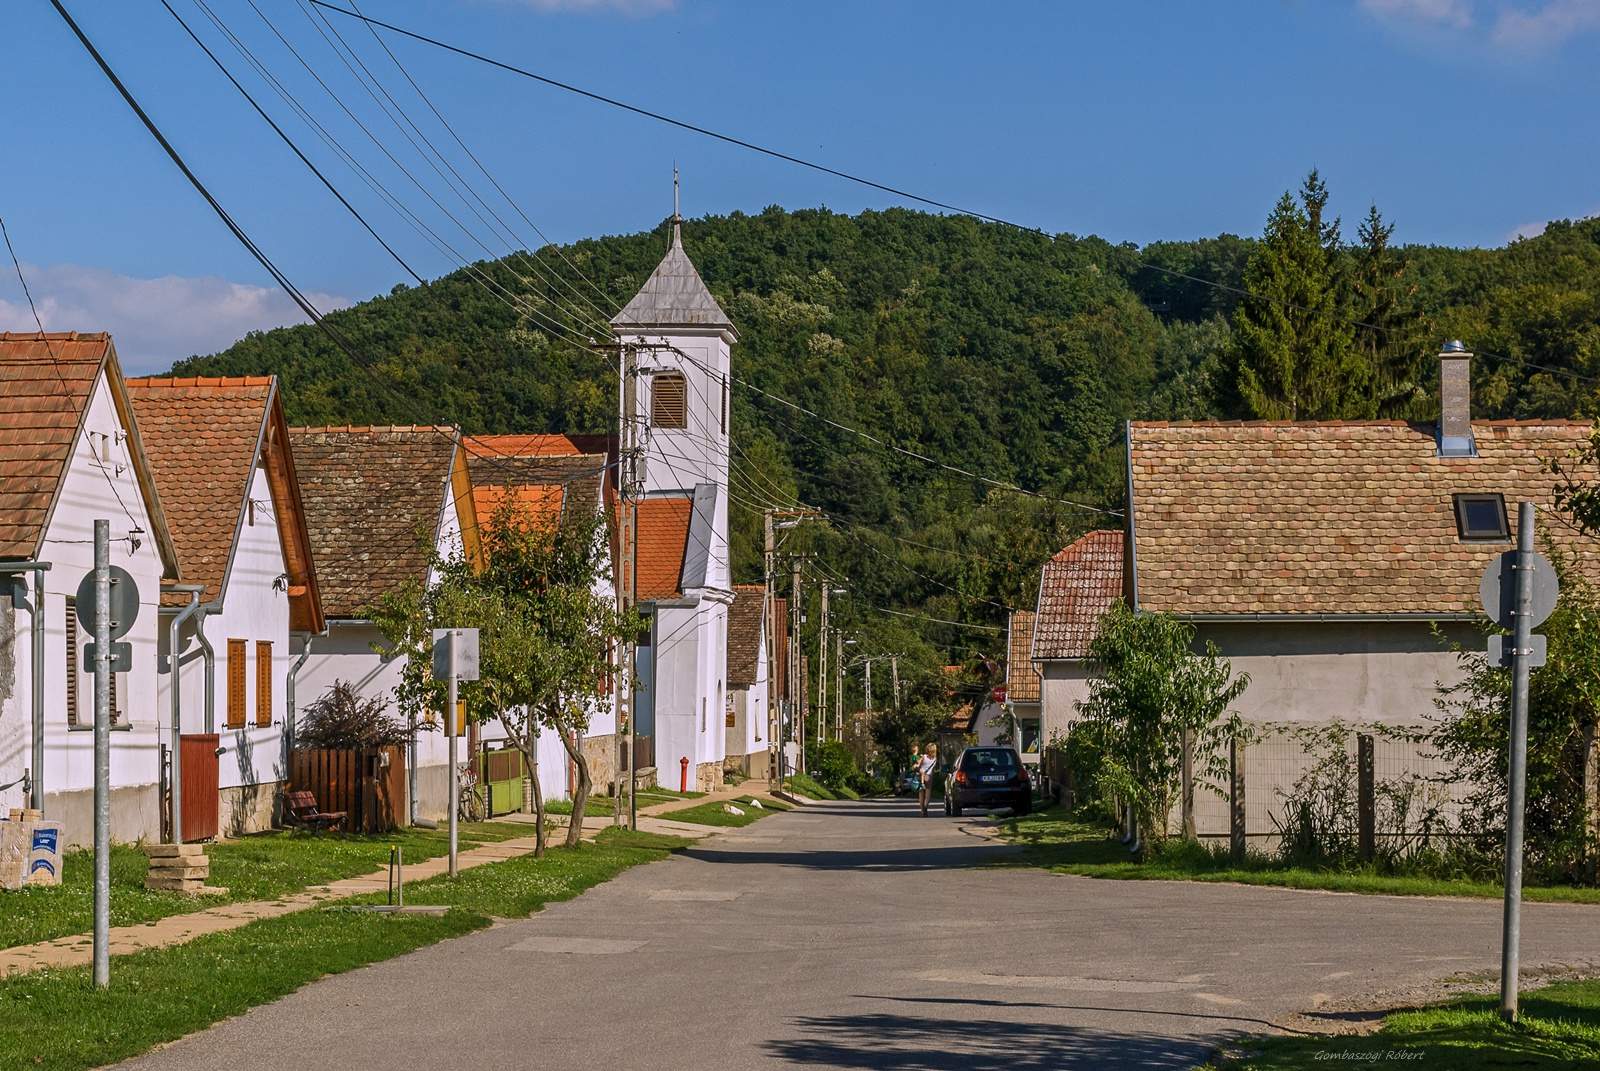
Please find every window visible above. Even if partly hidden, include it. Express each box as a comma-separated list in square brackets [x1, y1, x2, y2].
[255, 640, 273, 728]
[227, 639, 247, 729]
[1454, 493, 1509, 541]
[650, 372, 687, 430]
[64, 597, 78, 727]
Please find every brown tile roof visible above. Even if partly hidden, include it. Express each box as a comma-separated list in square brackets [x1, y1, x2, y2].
[0, 332, 179, 574]
[1128, 420, 1600, 616]
[1033, 530, 1124, 660]
[289, 426, 459, 618]
[1005, 610, 1041, 703]
[126, 376, 323, 628]
[727, 583, 766, 688]
[463, 433, 613, 460]
[634, 496, 693, 600]
[0, 332, 111, 559]
[125, 377, 272, 604]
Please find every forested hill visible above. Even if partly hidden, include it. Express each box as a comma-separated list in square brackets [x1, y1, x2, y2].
[174, 201, 1600, 673]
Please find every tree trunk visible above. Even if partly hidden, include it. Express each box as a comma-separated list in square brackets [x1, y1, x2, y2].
[497, 710, 544, 857]
[557, 718, 592, 849]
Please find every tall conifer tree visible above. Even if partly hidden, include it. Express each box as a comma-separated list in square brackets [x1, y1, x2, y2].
[1353, 203, 1429, 418]
[1228, 171, 1372, 419]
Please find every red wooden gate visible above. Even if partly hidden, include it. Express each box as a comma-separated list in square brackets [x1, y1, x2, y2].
[179, 733, 220, 842]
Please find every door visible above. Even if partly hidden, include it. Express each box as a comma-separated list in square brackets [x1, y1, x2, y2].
[633, 615, 656, 770]
[179, 733, 220, 842]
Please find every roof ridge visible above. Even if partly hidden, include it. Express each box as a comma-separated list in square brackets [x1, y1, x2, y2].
[291, 424, 456, 434]
[0, 330, 108, 341]
[125, 375, 275, 389]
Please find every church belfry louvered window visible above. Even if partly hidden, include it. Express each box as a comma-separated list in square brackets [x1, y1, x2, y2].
[651, 372, 688, 430]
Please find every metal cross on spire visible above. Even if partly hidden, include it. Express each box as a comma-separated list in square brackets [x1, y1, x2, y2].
[672, 165, 681, 242]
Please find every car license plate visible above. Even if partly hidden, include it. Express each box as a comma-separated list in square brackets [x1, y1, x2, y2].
[981, 775, 1006, 783]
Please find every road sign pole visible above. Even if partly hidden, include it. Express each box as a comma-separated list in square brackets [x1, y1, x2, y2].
[92, 519, 111, 989]
[1501, 500, 1535, 1023]
[447, 628, 458, 879]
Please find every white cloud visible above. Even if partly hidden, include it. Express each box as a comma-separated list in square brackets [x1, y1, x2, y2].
[0, 263, 349, 374]
[498, 0, 676, 14]
[1360, 0, 1475, 29]
[1507, 218, 1549, 241]
[1490, 0, 1600, 50]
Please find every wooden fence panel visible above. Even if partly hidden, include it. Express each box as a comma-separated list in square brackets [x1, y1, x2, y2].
[291, 747, 406, 833]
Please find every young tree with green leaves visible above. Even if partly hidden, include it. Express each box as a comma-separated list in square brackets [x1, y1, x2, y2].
[1074, 603, 1249, 854]
[372, 502, 637, 856]
[1227, 171, 1372, 420]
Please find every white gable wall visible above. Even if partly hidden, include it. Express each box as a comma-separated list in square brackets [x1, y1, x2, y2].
[1, 372, 168, 845]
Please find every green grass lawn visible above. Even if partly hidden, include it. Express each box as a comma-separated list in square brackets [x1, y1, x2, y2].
[783, 774, 837, 800]
[0, 821, 526, 952]
[664, 796, 790, 828]
[999, 805, 1600, 904]
[636, 786, 706, 802]
[0, 827, 688, 1071]
[544, 794, 617, 816]
[1208, 978, 1600, 1069]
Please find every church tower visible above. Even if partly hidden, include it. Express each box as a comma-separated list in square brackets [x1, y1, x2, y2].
[611, 188, 735, 593]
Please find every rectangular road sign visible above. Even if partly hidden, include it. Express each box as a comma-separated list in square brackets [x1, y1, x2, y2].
[431, 628, 481, 681]
[1488, 633, 1547, 669]
[83, 641, 132, 674]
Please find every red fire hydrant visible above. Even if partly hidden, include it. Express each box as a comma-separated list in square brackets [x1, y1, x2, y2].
[680, 755, 690, 793]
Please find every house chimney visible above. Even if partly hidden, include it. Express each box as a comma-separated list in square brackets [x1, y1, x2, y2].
[1438, 340, 1474, 457]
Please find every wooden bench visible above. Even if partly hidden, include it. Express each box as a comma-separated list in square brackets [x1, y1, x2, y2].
[284, 790, 346, 832]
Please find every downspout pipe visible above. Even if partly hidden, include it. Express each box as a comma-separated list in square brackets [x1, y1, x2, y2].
[2, 561, 52, 811]
[285, 631, 314, 757]
[192, 599, 224, 734]
[164, 584, 205, 844]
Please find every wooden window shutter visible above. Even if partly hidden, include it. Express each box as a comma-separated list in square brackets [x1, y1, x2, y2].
[651, 373, 687, 430]
[255, 640, 273, 728]
[64, 596, 78, 727]
[227, 639, 247, 729]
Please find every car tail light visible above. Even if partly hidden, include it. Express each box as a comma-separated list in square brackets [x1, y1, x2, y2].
[954, 770, 967, 785]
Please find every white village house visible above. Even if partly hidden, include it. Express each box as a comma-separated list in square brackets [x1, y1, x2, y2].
[1120, 345, 1600, 835]
[611, 220, 735, 792]
[288, 425, 482, 821]
[126, 374, 324, 840]
[723, 583, 771, 777]
[0, 332, 180, 846]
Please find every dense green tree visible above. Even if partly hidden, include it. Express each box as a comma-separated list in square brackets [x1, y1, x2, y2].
[1226, 173, 1372, 419]
[1352, 204, 1430, 417]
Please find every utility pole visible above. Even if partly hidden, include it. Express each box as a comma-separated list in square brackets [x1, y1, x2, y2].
[817, 587, 828, 752]
[446, 630, 458, 878]
[92, 520, 111, 989]
[620, 341, 641, 831]
[835, 631, 844, 742]
[791, 557, 804, 775]
[763, 511, 780, 789]
[864, 658, 874, 718]
[890, 654, 900, 714]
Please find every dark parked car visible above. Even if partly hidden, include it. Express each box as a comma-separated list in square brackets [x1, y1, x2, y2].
[944, 746, 1031, 816]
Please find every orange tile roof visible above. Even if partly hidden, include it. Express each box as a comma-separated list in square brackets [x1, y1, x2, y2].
[634, 496, 693, 600]
[1005, 610, 1041, 702]
[1034, 530, 1124, 659]
[0, 332, 110, 558]
[472, 484, 564, 529]
[125, 377, 273, 604]
[1128, 420, 1600, 615]
[463, 433, 613, 459]
[727, 583, 766, 687]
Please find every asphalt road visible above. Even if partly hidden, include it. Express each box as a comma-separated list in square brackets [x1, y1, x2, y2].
[121, 798, 1600, 1070]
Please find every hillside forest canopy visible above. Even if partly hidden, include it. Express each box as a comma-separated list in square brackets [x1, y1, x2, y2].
[173, 173, 1600, 710]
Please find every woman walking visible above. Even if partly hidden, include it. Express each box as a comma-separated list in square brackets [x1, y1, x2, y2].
[916, 743, 937, 817]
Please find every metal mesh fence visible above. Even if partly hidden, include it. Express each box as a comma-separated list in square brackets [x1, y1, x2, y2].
[1173, 721, 1473, 855]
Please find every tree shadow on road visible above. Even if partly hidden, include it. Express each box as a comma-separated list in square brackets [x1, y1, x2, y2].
[762, 1010, 1218, 1070]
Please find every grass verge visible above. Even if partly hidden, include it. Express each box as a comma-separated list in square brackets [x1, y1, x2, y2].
[0, 821, 525, 951]
[784, 774, 837, 800]
[1207, 978, 1600, 1069]
[664, 797, 790, 828]
[0, 826, 688, 1071]
[999, 805, 1600, 903]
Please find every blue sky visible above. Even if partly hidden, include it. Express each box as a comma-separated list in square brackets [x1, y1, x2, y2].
[4, 0, 1599, 371]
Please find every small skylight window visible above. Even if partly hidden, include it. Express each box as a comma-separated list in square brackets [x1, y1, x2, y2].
[1454, 493, 1509, 541]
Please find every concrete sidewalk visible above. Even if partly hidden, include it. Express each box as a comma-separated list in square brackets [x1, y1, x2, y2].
[0, 827, 568, 979]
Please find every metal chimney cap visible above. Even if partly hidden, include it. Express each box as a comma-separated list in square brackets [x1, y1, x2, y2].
[1441, 339, 1468, 354]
